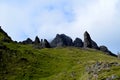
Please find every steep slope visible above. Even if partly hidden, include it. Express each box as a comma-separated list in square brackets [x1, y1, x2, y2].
[1, 43, 120, 80]
[0, 26, 12, 42]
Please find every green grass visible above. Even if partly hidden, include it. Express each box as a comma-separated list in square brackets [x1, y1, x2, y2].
[1, 42, 120, 80]
[0, 31, 11, 42]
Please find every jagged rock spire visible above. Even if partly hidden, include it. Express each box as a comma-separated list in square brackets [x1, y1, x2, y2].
[44, 39, 51, 48]
[84, 31, 99, 49]
[34, 36, 40, 45]
[33, 36, 41, 49]
[41, 39, 51, 48]
[84, 31, 92, 48]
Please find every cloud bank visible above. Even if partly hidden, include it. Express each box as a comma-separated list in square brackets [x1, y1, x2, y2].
[0, 0, 120, 53]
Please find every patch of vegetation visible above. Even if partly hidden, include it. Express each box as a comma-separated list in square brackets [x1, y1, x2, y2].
[0, 42, 120, 80]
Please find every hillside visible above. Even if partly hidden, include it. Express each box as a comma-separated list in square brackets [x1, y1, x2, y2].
[0, 27, 120, 80]
[1, 43, 120, 80]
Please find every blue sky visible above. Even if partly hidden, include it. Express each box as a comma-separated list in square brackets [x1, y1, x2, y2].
[0, 0, 120, 54]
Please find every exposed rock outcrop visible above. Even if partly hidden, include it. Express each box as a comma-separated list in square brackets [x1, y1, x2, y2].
[84, 31, 98, 49]
[21, 38, 33, 44]
[99, 45, 117, 57]
[33, 36, 51, 48]
[34, 36, 40, 45]
[0, 26, 117, 57]
[41, 39, 51, 48]
[99, 46, 108, 52]
[73, 38, 83, 47]
[84, 31, 92, 48]
[50, 34, 73, 47]
[33, 36, 41, 48]
[91, 40, 99, 49]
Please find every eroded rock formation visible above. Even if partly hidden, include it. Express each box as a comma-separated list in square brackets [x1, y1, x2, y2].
[84, 31, 99, 49]
[73, 38, 83, 47]
[50, 34, 73, 47]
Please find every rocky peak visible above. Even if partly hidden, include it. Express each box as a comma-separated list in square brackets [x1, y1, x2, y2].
[50, 34, 73, 47]
[21, 38, 33, 44]
[84, 31, 92, 48]
[41, 39, 51, 48]
[33, 36, 41, 49]
[34, 36, 40, 45]
[84, 31, 98, 49]
[44, 39, 51, 48]
[73, 38, 83, 47]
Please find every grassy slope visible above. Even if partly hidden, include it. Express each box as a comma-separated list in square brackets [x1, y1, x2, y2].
[1, 42, 120, 80]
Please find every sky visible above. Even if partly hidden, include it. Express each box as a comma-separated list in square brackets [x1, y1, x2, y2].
[0, 0, 120, 54]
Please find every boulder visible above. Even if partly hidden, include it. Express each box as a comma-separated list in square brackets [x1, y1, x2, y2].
[73, 38, 83, 47]
[50, 34, 73, 47]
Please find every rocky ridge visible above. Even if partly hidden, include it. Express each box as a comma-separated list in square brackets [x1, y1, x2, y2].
[0, 26, 116, 57]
